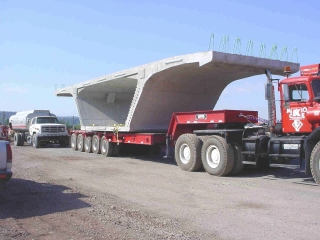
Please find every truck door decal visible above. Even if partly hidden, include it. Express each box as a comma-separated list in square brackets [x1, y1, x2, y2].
[286, 107, 307, 132]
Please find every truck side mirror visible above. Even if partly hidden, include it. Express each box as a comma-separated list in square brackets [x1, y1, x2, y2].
[281, 84, 289, 101]
[265, 83, 273, 100]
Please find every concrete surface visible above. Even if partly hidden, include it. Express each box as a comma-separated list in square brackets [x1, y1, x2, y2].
[55, 51, 300, 132]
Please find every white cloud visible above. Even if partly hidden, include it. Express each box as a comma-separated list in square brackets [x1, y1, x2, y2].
[3, 86, 28, 93]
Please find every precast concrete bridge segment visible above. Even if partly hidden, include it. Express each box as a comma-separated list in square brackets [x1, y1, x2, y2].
[55, 51, 300, 132]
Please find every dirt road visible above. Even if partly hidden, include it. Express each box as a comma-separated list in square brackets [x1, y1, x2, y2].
[0, 144, 319, 240]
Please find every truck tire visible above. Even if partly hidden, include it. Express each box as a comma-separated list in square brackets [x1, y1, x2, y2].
[174, 134, 202, 172]
[84, 136, 93, 153]
[32, 134, 40, 148]
[60, 137, 69, 148]
[77, 134, 85, 152]
[230, 144, 243, 175]
[310, 141, 320, 184]
[14, 133, 21, 146]
[92, 135, 101, 154]
[100, 136, 114, 157]
[256, 156, 270, 169]
[71, 133, 78, 151]
[19, 133, 25, 146]
[201, 136, 234, 176]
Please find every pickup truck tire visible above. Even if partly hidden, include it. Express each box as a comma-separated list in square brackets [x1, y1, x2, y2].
[100, 136, 114, 157]
[77, 134, 85, 152]
[201, 136, 234, 176]
[60, 138, 69, 148]
[20, 133, 25, 146]
[32, 134, 40, 148]
[92, 135, 101, 154]
[71, 133, 78, 151]
[14, 133, 21, 146]
[230, 144, 243, 175]
[175, 134, 202, 172]
[310, 141, 320, 184]
[84, 136, 93, 153]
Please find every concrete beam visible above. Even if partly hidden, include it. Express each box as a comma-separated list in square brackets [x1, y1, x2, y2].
[55, 51, 299, 132]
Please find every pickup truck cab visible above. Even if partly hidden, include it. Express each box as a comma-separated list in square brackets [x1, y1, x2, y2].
[0, 141, 12, 189]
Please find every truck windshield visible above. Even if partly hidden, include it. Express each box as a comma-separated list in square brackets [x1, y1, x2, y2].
[36, 117, 59, 124]
[311, 79, 320, 97]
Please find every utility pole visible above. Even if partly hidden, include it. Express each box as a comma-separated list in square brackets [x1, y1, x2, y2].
[73, 116, 74, 130]
[2, 112, 4, 126]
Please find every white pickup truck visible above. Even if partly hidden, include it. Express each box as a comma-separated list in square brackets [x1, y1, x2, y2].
[0, 141, 12, 189]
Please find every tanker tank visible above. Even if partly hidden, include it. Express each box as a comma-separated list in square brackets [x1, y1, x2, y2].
[54, 51, 300, 132]
[9, 110, 55, 132]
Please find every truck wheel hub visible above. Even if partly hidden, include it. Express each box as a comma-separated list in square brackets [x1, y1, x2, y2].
[179, 143, 191, 164]
[206, 145, 220, 168]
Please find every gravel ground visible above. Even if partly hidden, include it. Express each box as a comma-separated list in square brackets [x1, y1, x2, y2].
[0, 143, 319, 240]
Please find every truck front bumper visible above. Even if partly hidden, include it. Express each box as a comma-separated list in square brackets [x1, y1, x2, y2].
[37, 135, 69, 142]
[0, 171, 12, 183]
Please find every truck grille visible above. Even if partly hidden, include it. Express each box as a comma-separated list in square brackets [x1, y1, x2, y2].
[42, 126, 65, 133]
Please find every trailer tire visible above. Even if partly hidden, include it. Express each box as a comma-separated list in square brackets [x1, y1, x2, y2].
[14, 133, 21, 146]
[230, 144, 243, 175]
[32, 134, 40, 148]
[84, 136, 93, 153]
[201, 136, 234, 176]
[77, 134, 85, 152]
[310, 141, 320, 184]
[100, 136, 114, 157]
[175, 134, 202, 172]
[71, 133, 77, 151]
[92, 135, 101, 154]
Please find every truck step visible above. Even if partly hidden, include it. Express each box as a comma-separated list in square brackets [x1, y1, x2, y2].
[269, 154, 300, 158]
[242, 137, 259, 141]
[241, 151, 255, 155]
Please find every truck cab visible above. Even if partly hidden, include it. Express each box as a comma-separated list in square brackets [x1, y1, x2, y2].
[279, 64, 320, 133]
[27, 116, 69, 148]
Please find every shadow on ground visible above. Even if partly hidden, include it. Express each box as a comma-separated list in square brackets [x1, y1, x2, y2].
[236, 162, 317, 185]
[0, 178, 91, 219]
[125, 150, 317, 185]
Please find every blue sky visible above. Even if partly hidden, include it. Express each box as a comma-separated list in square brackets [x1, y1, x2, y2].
[1, 0, 320, 119]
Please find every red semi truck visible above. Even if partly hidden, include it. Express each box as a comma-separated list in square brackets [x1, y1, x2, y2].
[69, 64, 320, 184]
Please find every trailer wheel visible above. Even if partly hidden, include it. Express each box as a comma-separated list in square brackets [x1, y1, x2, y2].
[32, 134, 40, 148]
[77, 134, 85, 152]
[310, 141, 320, 184]
[92, 135, 101, 154]
[84, 136, 93, 153]
[100, 136, 114, 157]
[13, 133, 21, 146]
[175, 134, 202, 172]
[201, 136, 234, 176]
[70, 133, 77, 151]
[230, 144, 243, 175]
